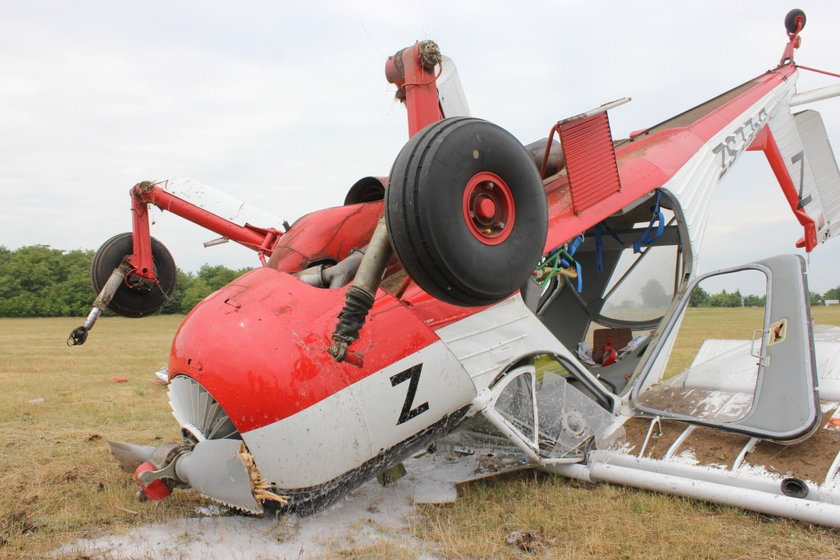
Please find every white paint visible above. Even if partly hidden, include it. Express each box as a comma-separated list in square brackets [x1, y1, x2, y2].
[157, 177, 283, 229]
[437, 56, 470, 118]
[435, 295, 600, 391]
[794, 110, 840, 241]
[545, 449, 840, 527]
[242, 341, 475, 489]
[590, 462, 840, 528]
[768, 103, 831, 242]
[663, 80, 794, 267]
[791, 84, 840, 107]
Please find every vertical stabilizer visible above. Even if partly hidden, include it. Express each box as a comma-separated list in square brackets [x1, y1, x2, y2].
[794, 110, 840, 241]
[763, 107, 839, 247]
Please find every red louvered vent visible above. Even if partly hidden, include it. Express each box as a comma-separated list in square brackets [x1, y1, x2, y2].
[559, 112, 621, 213]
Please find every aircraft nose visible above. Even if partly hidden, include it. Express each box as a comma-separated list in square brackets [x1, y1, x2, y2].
[111, 438, 286, 513]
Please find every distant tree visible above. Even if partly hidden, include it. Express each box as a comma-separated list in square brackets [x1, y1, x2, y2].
[689, 285, 710, 307]
[180, 276, 212, 311]
[743, 294, 766, 307]
[0, 245, 94, 316]
[640, 279, 670, 308]
[0, 244, 251, 317]
[824, 285, 840, 301]
[160, 268, 194, 314]
[709, 289, 742, 308]
[810, 291, 824, 306]
[197, 264, 243, 292]
[178, 265, 251, 311]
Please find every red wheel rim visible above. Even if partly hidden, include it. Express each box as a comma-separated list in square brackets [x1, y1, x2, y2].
[462, 171, 515, 245]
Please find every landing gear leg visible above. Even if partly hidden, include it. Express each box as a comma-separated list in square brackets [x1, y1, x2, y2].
[68, 232, 176, 345]
[67, 262, 131, 346]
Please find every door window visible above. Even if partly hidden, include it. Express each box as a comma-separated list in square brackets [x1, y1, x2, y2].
[631, 255, 819, 441]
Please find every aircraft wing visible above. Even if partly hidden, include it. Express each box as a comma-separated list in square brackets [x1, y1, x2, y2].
[671, 325, 840, 401]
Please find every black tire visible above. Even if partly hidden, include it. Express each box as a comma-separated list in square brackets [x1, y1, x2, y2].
[91, 233, 177, 318]
[385, 117, 547, 307]
[785, 9, 806, 34]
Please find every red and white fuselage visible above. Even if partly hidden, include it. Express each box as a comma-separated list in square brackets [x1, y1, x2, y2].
[165, 47, 837, 509]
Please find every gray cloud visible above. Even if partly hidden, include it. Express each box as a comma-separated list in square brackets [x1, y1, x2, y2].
[1, 1, 838, 292]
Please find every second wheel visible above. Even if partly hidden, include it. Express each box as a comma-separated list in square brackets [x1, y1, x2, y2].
[386, 117, 548, 307]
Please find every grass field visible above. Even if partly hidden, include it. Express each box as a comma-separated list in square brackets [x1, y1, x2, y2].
[1, 309, 839, 559]
[664, 306, 786, 375]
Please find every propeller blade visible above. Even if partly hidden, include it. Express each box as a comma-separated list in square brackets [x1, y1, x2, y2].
[108, 441, 156, 473]
[174, 438, 262, 514]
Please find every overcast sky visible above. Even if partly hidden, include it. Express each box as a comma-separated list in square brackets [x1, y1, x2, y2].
[2, 1, 839, 295]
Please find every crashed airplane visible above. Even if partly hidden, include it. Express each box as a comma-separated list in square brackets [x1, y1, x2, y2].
[71, 9, 840, 527]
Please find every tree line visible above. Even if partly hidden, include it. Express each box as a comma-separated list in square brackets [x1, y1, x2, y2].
[0, 245, 250, 317]
[1, 244, 838, 317]
[689, 285, 840, 308]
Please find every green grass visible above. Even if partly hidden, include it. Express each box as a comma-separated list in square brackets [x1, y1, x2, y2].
[1, 309, 839, 558]
[666, 306, 840, 374]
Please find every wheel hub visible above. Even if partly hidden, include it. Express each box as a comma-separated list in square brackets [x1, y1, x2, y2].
[463, 171, 516, 245]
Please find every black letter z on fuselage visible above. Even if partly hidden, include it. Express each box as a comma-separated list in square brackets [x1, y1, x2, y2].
[390, 364, 429, 425]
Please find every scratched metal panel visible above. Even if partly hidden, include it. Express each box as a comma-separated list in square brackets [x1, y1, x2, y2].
[559, 112, 621, 213]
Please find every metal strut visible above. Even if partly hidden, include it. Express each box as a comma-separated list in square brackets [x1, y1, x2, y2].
[327, 215, 393, 366]
[67, 262, 131, 346]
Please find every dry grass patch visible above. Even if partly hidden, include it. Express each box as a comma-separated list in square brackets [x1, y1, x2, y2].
[417, 472, 840, 559]
[327, 538, 421, 560]
[664, 305, 840, 374]
[1, 308, 840, 558]
[0, 316, 211, 559]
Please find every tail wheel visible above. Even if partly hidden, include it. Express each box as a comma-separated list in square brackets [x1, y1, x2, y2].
[785, 9, 806, 34]
[385, 117, 547, 306]
[91, 233, 177, 318]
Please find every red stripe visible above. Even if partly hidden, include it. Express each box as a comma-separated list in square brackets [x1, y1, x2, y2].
[544, 66, 796, 250]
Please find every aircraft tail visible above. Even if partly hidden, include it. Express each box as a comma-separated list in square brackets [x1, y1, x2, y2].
[793, 110, 840, 242]
[761, 107, 840, 248]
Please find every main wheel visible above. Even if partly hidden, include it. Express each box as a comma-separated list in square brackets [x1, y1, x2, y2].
[385, 117, 547, 307]
[785, 9, 806, 34]
[91, 233, 177, 318]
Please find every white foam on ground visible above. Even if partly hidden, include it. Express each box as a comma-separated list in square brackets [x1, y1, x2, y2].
[55, 480, 426, 559]
[53, 451, 492, 559]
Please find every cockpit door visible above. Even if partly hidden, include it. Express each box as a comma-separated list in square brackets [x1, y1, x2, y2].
[630, 254, 819, 442]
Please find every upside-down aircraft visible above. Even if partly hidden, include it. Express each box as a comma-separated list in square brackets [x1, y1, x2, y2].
[71, 10, 840, 527]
